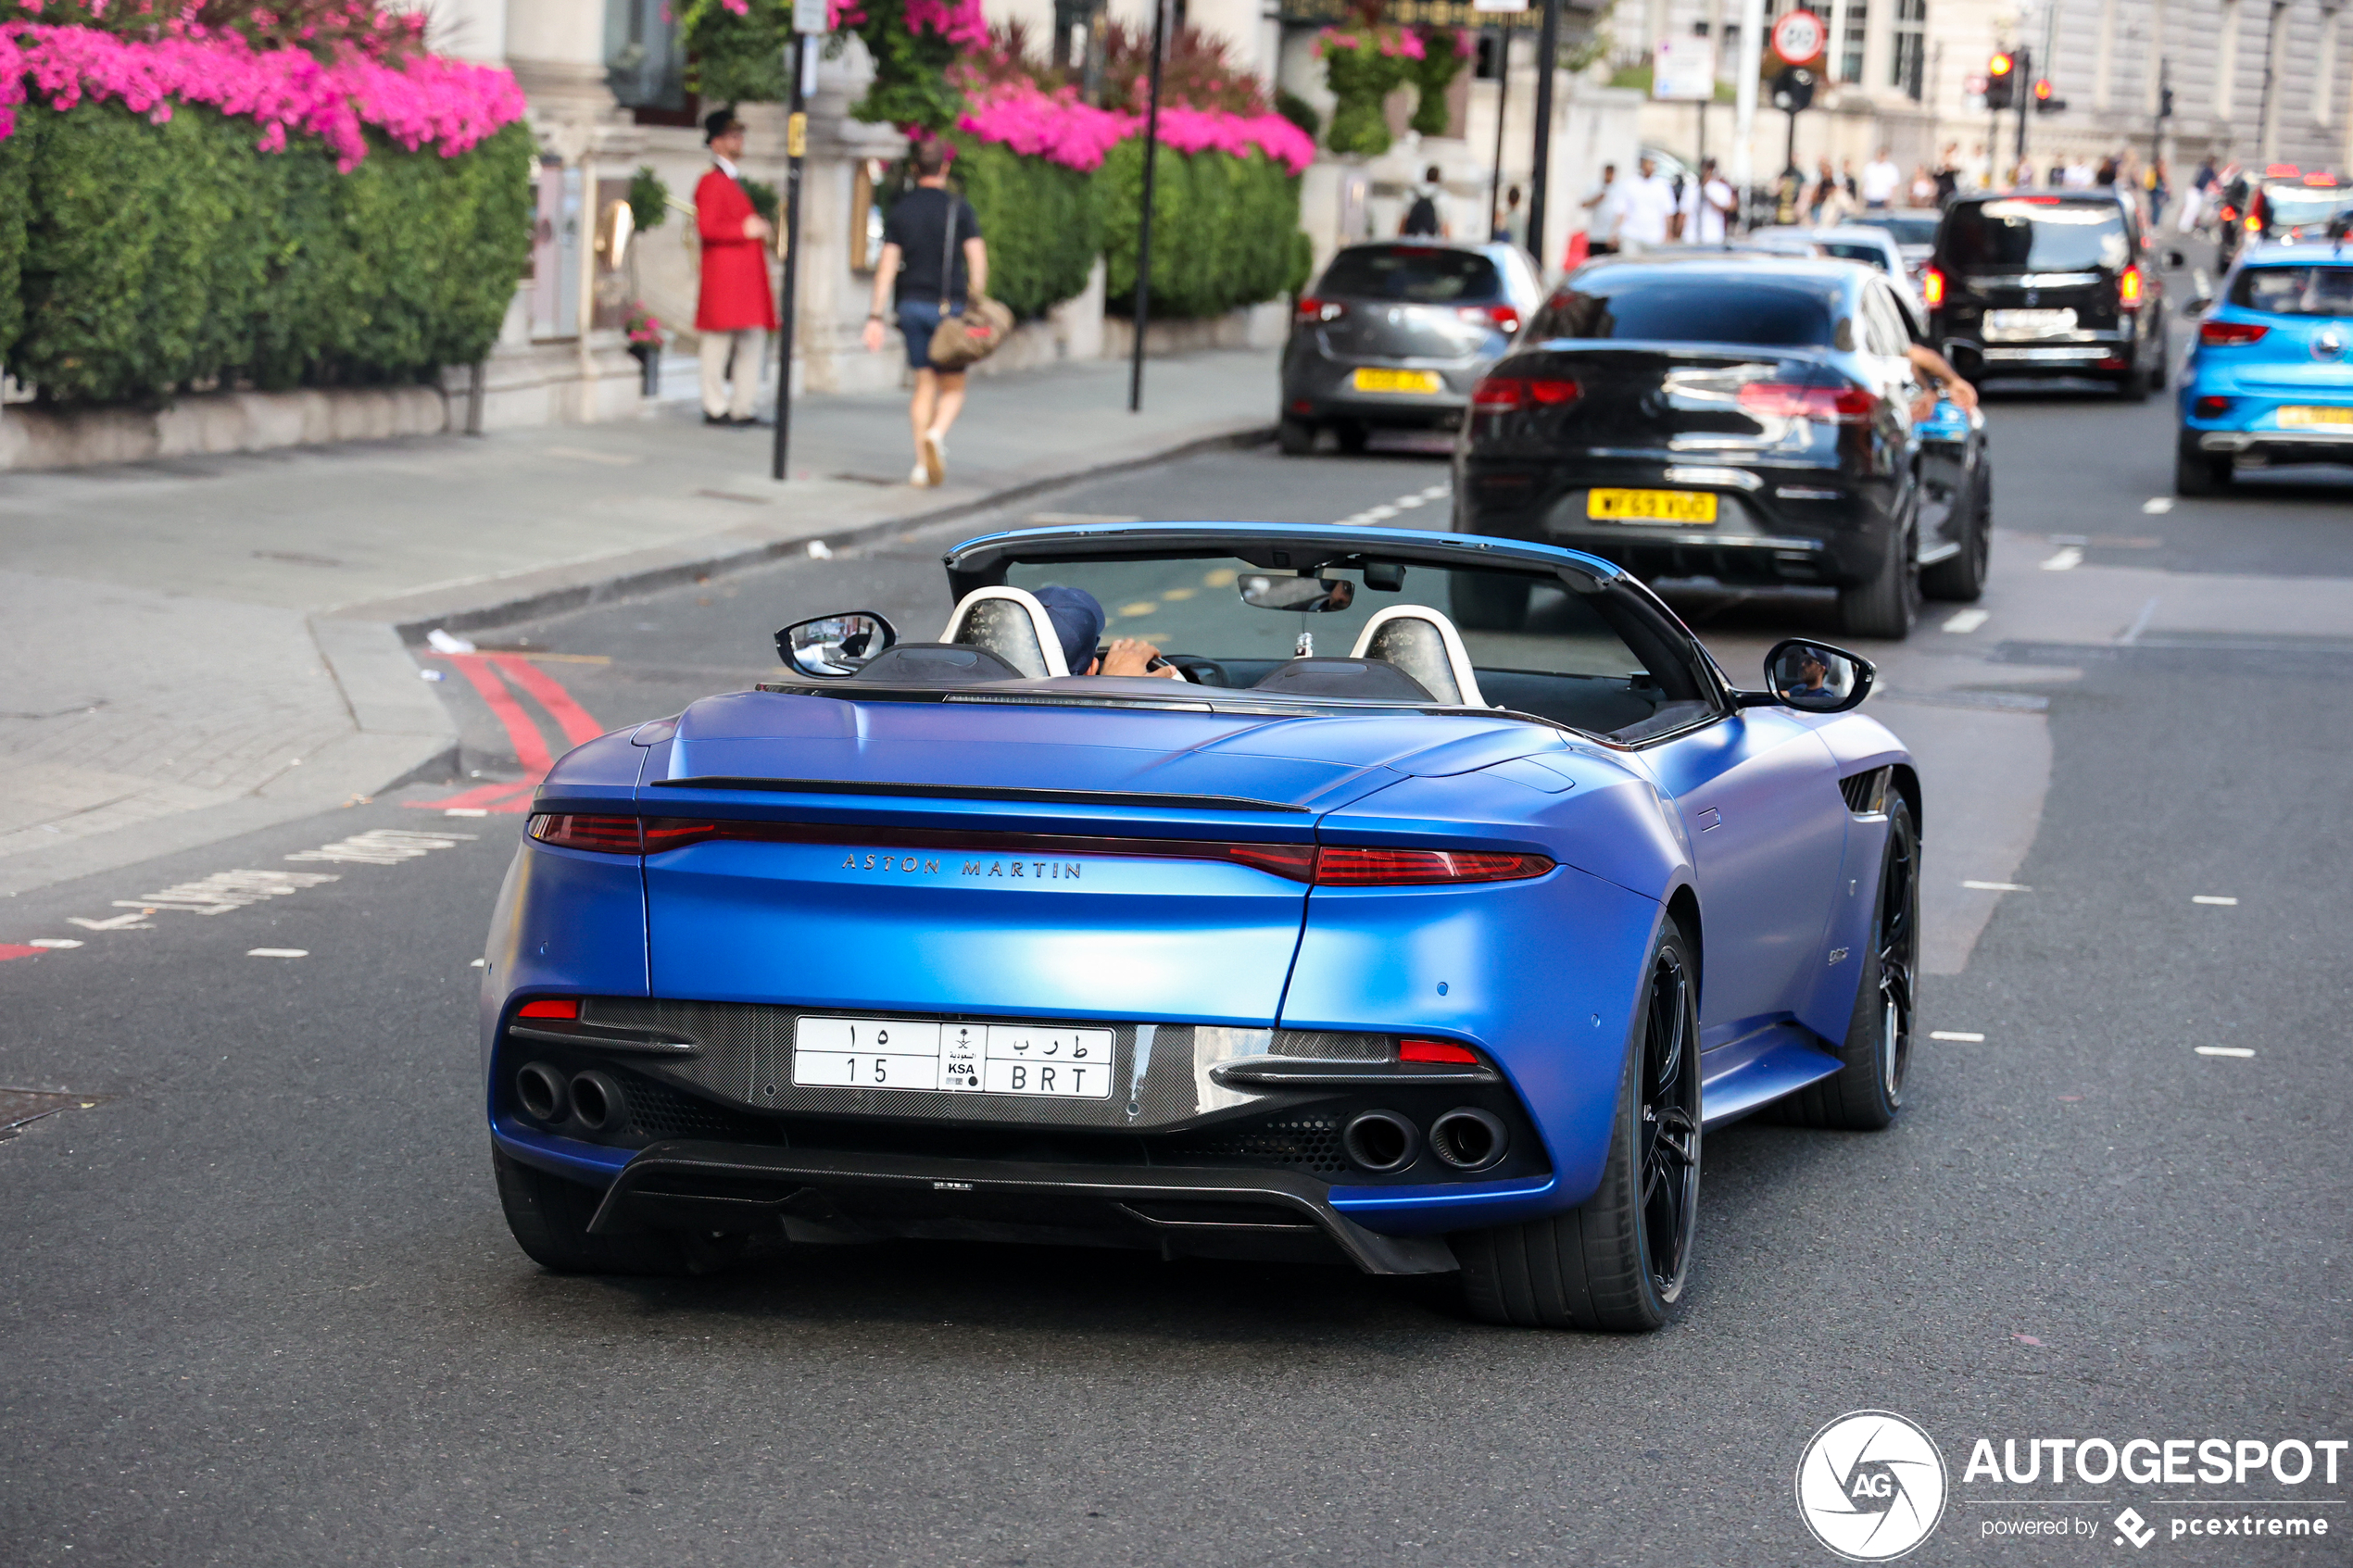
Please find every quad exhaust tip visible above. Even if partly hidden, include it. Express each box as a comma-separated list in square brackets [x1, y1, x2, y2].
[1429, 1108, 1508, 1172]
[1341, 1110, 1421, 1173]
[569, 1071, 626, 1135]
[515, 1061, 567, 1123]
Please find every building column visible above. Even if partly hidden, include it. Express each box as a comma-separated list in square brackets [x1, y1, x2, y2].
[2095, 0, 2118, 111]
[1861, 0, 1894, 100]
[2215, 0, 2241, 122]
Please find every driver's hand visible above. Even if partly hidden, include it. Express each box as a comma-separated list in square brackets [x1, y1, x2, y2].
[1099, 638, 1181, 678]
[1942, 375, 1979, 412]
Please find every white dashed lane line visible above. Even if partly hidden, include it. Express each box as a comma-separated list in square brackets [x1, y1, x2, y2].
[2040, 546, 2085, 571]
[1941, 608, 1990, 633]
[2196, 1047, 2257, 1059]
[2143, 496, 2175, 514]
[1929, 1031, 1986, 1042]
[2193, 895, 2239, 906]
[1334, 483, 1453, 528]
[1962, 880, 2032, 892]
[247, 948, 310, 960]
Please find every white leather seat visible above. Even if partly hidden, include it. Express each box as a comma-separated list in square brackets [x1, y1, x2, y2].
[1348, 606, 1487, 708]
[939, 586, 1068, 680]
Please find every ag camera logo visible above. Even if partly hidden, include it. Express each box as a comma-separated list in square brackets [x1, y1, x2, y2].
[1797, 1411, 1949, 1561]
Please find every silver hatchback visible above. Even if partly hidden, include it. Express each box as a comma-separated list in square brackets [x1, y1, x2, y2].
[1278, 241, 1544, 455]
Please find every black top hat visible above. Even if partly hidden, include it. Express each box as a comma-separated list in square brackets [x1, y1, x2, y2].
[703, 107, 742, 144]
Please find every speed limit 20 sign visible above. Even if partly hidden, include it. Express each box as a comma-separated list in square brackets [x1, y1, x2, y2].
[1771, 8, 1827, 66]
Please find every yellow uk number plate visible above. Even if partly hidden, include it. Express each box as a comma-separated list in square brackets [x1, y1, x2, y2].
[2277, 405, 2353, 429]
[1353, 368, 1444, 395]
[1587, 488, 1718, 524]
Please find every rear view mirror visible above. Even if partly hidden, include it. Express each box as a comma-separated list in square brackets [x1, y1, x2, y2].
[776, 611, 898, 677]
[1755, 638, 1875, 713]
[1239, 574, 1357, 613]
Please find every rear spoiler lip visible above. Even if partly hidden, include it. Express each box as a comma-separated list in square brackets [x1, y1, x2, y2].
[646, 776, 1314, 813]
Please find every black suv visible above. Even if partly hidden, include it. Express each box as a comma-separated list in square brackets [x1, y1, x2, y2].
[1926, 190, 2166, 398]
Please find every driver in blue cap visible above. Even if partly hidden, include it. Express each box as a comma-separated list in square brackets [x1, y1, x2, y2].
[1034, 585, 1181, 679]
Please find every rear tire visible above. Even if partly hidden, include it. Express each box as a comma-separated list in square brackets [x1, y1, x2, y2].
[2116, 360, 2153, 401]
[2174, 447, 2228, 495]
[494, 1148, 700, 1276]
[1277, 416, 1316, 456]
[1334, 420, 1370, 455]
[2149, 333, 2169, 389]
[1779, 796, 1919, 1131]
[1454, 922, 1701, 1333]
[1919, 470, 1988, 602]
[1836, 517, 1919, 640]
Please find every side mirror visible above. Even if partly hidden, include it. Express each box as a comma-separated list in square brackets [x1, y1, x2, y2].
[775, 611, 897, 678]
[1739, 638, 1876, 713]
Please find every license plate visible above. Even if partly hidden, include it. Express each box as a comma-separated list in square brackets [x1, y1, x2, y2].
[1587, 488, 1718, 523]
[1353, 368, 1443, 395]
[2277, 405, 2353, 429]
[793, 1016, 1115, 1098]
[1983, 307, 2078, 341]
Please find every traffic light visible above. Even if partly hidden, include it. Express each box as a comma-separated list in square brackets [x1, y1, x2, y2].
[2032, 78, 2065, 113]
[1986, 51, 2017, 109]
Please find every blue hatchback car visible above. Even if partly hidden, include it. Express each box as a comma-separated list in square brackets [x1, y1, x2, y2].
[482, 523, 1920, 1332]
[2176, 236, 2353, 494]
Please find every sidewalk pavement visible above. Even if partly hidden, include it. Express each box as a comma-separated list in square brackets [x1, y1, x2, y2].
[0, 347, 1281, 898]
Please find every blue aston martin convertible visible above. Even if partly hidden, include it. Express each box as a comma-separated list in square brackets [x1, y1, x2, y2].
[483, 522, 1920, 1332]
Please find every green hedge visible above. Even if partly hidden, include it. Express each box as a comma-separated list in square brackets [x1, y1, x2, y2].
[1100, 141, 1301, 320]
[0, 130, 26, 374]
[2, 102, 529, 406]
[946, 137, 1101, 321]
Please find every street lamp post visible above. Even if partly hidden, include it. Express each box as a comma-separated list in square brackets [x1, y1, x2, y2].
[1128, 0, 1169, 413]
[1488, 25, 1512, 240]
[1526, 0, 1560, 270]
[770, 11, 819, 482]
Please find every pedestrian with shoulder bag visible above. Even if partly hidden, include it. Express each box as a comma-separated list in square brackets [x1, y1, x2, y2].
[861, 140, 1002, 487]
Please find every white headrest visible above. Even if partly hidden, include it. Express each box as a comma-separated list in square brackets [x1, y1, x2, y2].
[940, 586, 1070, 679]
[1349, 605, 1487, 708]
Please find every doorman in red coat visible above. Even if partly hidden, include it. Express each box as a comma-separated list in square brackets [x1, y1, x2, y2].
[696, 108, 777, 427]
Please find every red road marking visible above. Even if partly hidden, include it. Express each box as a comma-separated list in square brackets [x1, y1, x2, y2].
[0, 944, 46, 961]
[487, 655, 603, 746]
[437, 655, 555, 775]
[406, 780, 539, 814]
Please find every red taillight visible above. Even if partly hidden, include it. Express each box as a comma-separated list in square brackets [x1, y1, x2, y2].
[1296, 295, 1345, 323]
[1218, 843, 1321, 881]
[1922, 267, 1945, 308]
[1471, 375, 1579, 411]
[2118, 265, 2143, 308]
[527, 813, 643, 853]
[516, 997, 580, 1020]
[2194, 395, 2233, 418]
[1460, 303, 1523, 333]
[1400, 1038, 1481, 1064]
[1738, 383, 1877, 424]
[2199, 320, 2269, 345]
[1311, 847, 1554, 885]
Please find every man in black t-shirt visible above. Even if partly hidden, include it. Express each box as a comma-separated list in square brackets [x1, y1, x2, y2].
[861, 139, 989, 487]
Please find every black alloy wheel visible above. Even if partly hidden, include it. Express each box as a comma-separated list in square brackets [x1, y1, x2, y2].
[1277, 416, 1316, 456]
[2174, 446, 2230, 496]
[1836, 512, 1920, 640]
[1920, 467, 1989, 602]
[1637, 947, 1702, 1301]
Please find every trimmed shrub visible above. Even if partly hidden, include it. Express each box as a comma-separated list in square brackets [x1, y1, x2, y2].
[0, 128, 26, 370]
[7, 101, 528, 404]
[946, 136, 1100, 320]
[1100, 140, 1300, 320]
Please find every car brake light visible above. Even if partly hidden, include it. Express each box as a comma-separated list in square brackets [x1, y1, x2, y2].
[516, 997, 581, 1020]
[1922, 267, 1945, 308]
[2199, 320, 2270, 345]
[527, 813, 643, 853]
[1311, 847, 1554, 885]
[1400, 1038, 1481, 1064]
[1471, 375, 1579, 410]
[2119, 265, 2143, 308]
[1738, 383, 1877, 424]
[1459, 303, 1523, 332]
[1296, 295, 1345, 323]
[2246, 212, 2262, 232]
[2194, 395, 2233, 418]
[2220, 204, 2239, 222]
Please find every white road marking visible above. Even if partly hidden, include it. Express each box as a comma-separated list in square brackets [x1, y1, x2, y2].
[1962, 880, 2032, 892]
[285, 829, 477, 866]
[470, 959, 486, 968]
[28, 939, 82, 949]
[805, 539, 835, 559]
[1929, 1030, 1986, 1042]
[445, 808, 490, 818]
[60, 829, 475, 936]
[1421, 483, 1452, 499]
[1364, 505, 1399, 520]
[1941, 608, 1990, 633]
[2118, 595, 2161, 646]
[247, 948, 309, 959]
[1391, 495, 1428, 508]
[2195, 1046, 2255, 1058]
[2142, 496, 2174, 514]
[2192, 895, 2239, 906]
[2040, 546, 2084, 571]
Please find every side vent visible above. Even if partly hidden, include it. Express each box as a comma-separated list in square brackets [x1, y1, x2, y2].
[1839, 767, 1890, 816]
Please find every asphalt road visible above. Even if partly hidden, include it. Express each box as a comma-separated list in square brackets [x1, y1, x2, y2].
[4, 362, 2349, 1566]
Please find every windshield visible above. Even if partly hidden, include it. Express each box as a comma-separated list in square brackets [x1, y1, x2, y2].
[2262, 185, 2353, 227]
[2229, 264, 2353, 316]
[1818, 241, 1894, 271]
[1875, 216, 1940, 245]
[1316, 246, 1504, 303]
[1526, 279, 1837, 346]
[1944, 200, 2129, 271]
[999, 555, 1712, 740]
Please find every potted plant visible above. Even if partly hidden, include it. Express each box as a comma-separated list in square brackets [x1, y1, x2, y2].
[624, 304, 665, 395]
